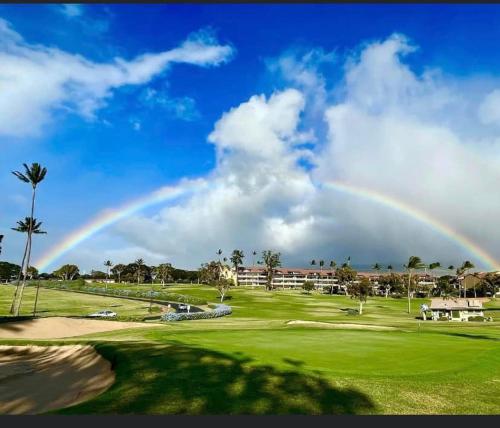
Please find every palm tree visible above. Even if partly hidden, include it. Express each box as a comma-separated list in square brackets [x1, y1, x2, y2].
[460, 261, 475, 298]
[0, 235, 4, 255]
[329, 260, 336, 294]
[230, 250, 244, 286]
[11, 163, 47, 316]
[318, 260, 325, 290]
[428, 262, 441, 294]
[135, 258, 145, 284]
[217, 249, 223, 262]
[104, 260, 113, 292]
[404, 256, 424, 314]
[252, 251, 257, 266]
[10, 217, 46, 315]
[372, 263, 382, 295]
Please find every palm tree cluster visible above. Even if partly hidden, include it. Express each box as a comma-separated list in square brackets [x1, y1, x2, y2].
[9, 163, 47, 316]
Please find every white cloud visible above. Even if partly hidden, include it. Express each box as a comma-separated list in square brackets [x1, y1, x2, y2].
[58, 4, 84, 18]
[0, 19, 234, 137]
[478, 89, 500, 125]
[39, 33, 500, 271]
[142, 88, 200, 121]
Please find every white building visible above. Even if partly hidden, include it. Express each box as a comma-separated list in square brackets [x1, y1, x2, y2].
[224, 266, 339, 289]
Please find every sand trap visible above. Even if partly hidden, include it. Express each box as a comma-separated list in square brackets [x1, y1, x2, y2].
[0, 345, 114, 414]
[0, 316, 160, 339]
[286, 320, 397, 330]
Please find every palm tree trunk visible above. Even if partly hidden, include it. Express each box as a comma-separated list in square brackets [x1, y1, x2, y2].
[15, 187, 37, 316]
[10, 237, 29, 314]
[359, 300, 363, 315]
[33, 281, 41, 317]
[407, 271, 412, 314]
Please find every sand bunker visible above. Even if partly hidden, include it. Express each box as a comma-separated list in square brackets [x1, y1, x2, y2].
[0, 345, 114, 414]
[0, 316, 160, 339]
[286, 320, 396, 330]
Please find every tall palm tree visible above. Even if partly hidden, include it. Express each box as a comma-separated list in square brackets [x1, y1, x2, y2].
[135, 258, 145, 285]
[428, 262, 441, 294]
[230, 249, 245, 286]
[11, 163, 47, 316]
[318, 260, 325, 290]
[252, 251, 257, 266]
[372, 263, 382, 294]
[0, 235, 4, 256]
[10, 217, 46, 315]
[329, 260, 336, 294]
[104, 260, 113, 292]
[404, 256, 424, 314]
[460, 261, 475, 298]
[217, 249, 223, 262]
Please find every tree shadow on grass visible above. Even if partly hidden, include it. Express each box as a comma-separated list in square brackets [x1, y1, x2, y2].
[57, 342, 377, 415]
[439, 332, 500, 342]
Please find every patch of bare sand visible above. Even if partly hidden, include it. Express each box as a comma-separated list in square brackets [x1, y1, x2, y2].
[286, 320, 396, 330]
[0, 316, 162, 339]
[0, 345, 114, 414]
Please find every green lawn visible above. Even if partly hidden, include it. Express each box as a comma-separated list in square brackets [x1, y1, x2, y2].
[0, 285, 165, 320]
[1, 283, 499, 414]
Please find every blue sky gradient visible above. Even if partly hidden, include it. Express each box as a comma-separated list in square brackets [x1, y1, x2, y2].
[2, 4, 500, 272]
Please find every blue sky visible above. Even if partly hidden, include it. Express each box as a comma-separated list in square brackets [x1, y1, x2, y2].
[2, 4, 500, 272]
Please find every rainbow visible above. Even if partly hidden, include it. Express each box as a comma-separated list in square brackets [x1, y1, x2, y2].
[34, 179, 207, 271]
[322, 181, 499, 271]
[34, 177, 499, 272]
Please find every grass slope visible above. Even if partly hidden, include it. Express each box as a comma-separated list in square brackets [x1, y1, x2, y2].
[1, 284, 499, 414]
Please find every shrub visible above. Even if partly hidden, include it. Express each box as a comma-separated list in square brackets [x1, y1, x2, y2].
[438, 316, 449, 321]
[468, 316, 486, 322]
[161, 304, 232, 321]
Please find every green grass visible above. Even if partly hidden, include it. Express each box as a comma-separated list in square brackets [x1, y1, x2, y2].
[1, 283, 499, 414]
[0, 285, 164, 320]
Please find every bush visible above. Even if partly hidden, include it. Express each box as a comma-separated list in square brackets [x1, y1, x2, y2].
[161, 304, 232, 322]
[438, 316, 449, 321]
[468, 316, 486, 322]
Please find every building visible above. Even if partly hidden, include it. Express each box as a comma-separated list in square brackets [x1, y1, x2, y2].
[427, 298, 485, 321]
[223, 266, 339, 289]
[223, 266, 438, 293]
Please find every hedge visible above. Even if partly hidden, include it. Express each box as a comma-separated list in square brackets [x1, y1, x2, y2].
[161, 304, 232, 321]
[42, 282, 206, 305]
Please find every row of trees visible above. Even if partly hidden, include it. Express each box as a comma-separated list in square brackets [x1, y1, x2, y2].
[47, 259, 198, 285]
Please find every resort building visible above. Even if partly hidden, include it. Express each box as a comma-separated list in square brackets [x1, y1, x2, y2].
[223, 266, 339, 289]
[427, 298, 485, 321]
[223, 266, 436, 292]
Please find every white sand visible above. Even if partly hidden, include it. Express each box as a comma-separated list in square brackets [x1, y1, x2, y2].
[0, 345, 114, 414]
[286, 320, 396, 330]
[0, 316, 161, 339]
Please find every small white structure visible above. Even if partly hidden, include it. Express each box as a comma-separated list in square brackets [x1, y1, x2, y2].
[428, 298, 484, 322]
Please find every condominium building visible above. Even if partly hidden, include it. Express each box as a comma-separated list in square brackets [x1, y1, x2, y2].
[222, 265, 438, 291]
[223, 266, 338, 288]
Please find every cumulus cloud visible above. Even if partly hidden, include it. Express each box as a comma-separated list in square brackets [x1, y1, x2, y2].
[52, 33, 500, 270]
[0, 19, 234, 137]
